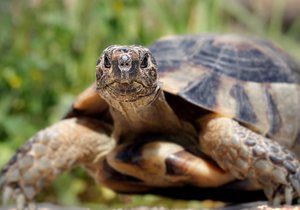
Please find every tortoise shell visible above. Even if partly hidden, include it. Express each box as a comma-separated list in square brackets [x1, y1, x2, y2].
[70, 33, 300, 146]
[148, 34, 300, 146]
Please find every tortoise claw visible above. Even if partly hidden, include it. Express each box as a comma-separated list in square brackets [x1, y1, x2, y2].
[284, 186, 293, 205]
[263, 185, 274, 201]
[2, 186, 13, 205]
[28, 201, 37, 210]
[291, 175, 300, 195]
[268, 168, 300, 206]
[272, 193, 282, 206]
[1, 184, 36, 210]
[16, 192, 26, 210]
[289, 170, 300, 204]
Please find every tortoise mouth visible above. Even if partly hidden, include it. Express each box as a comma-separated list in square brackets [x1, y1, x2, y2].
[106, 81, 146, 96]
[101, 80, 159, 103]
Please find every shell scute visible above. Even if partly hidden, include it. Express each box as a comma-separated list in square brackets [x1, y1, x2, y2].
[180, 73, 220, 110]
[229, 83, 258, 124]
[149, 34, 300, 143]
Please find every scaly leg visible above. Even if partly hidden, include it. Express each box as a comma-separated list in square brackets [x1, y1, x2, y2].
[0, 118, 114, 210]
[198, 115, 300, 205]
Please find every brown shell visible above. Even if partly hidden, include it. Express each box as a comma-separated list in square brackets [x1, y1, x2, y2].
[148, 34, 300, 146]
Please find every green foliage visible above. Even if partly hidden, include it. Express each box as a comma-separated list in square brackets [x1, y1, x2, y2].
[0, 0, 300, 209]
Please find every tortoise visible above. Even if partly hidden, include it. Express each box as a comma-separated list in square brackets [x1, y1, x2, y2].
[1, 34, 300, 210]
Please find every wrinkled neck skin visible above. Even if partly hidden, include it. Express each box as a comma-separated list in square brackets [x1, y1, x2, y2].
[108, 88, 196, 142]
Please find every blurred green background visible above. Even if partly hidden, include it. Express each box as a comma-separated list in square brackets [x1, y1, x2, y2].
[1, 0, 300, 209]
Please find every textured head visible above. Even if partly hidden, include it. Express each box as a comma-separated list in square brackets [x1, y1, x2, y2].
[96, 45, 159, 104]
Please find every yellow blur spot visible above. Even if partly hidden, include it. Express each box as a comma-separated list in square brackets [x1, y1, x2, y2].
[9, 75, 22, 89]
[113, 0, 124, 13]
[30, 69, 43, 82]
[100, 186, 117, 201]
[3, 67, 23, 89]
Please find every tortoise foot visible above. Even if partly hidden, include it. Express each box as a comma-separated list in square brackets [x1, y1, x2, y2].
[198, 115, 300, 205]
[1, 186, 37, 210]
[0, 118, 113, 210]
[263, 166, 300, 206]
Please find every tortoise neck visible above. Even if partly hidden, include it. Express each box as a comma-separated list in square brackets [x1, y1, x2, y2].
[109, 88, 184, 139]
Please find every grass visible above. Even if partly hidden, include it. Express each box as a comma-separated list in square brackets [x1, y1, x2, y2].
[0, 0, 300, 209]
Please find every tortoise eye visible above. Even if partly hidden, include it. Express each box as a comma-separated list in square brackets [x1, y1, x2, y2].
[104, 55, 111, 68]
[140, 54, 149, 68]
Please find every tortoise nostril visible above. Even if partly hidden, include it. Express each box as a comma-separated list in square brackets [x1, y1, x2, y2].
[118, 54, 132, 70]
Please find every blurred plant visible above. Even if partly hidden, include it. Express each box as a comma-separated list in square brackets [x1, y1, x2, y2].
[0, 0, 299, 209]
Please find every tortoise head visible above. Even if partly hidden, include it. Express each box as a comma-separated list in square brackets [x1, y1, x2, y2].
[96, 45, 159, 103]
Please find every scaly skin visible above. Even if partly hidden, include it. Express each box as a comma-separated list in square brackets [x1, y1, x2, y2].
[0, 118, 114, 210]
[198, 115, 300, 205]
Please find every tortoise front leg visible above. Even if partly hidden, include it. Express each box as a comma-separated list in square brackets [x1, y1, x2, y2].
[0, 118, 114, 210]
[198, 114, 300, 205]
